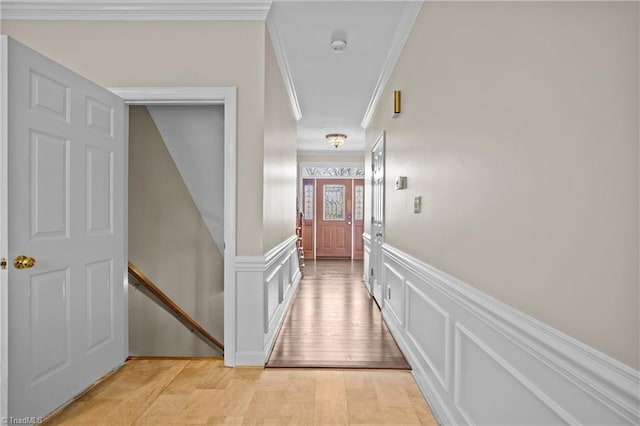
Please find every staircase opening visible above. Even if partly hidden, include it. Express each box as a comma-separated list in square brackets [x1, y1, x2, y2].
[128, 105, 225, 357]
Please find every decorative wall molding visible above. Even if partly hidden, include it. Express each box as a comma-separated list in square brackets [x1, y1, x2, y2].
[266, 12, 302, 121]
[301, 166, 365, 178]
[0, 1, 272, 21]
[363, 233, 371, 287]
[360, 1, 423, 129]
[379, 243, 640, 425]
[235, 235, 300, 366]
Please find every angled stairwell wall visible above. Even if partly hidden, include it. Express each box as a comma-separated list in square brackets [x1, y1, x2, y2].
[128, 105, 224, 356]
[146, 105, 225, 253]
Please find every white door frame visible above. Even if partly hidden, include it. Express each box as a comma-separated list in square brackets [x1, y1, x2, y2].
[108, 87, 238, 367]
[371, 131, 386, 304]
[0, 36, 9, 419]
[298, 162, 365, 260]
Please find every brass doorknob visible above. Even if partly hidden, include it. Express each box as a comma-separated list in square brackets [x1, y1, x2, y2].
[14, 255, 36, 269]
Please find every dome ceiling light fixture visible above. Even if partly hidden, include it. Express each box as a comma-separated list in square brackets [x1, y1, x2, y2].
[330, 39, 347, 53]
[326, 133, 347, 149]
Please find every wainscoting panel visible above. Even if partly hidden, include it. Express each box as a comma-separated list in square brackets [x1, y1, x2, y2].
[378, 244, 639, 426]
[235, 235, 301, 366]
[363, 233, 371, 294]
[382, 262, 404, 327]
[264, 264, 281, 333]
[406, 281, 450, 392]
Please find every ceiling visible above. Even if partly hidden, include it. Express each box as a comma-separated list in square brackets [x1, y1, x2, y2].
[268, 1, 416, 153]
[0, 0, 418, 154]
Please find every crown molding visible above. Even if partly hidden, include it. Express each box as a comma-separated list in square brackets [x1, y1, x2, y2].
[361, 1, 423, 129]
[0, 1, 272, 21]
[266, 11, 302, 121]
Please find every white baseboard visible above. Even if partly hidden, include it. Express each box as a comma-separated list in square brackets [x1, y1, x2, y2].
[235, 235, 300, 366]
[374, 242, 639, 425]
[235, 351, 266, 366]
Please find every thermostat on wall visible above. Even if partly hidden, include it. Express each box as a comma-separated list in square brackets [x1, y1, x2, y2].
[395, 176, 407, 190]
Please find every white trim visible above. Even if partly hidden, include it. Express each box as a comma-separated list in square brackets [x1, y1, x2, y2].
[383, 306, 456, 426]
[0, 35, 9, 422]
[121, 99, 130, 361]
[453, 323, 580, 425]
[264, 235, 297, 270]
[235, 351, 265, 365]
[381, 243, 640, 425]
[235, 256, 266, 272]
[234, 235, 301, 366]
[108, 87, 228, 105]
[266, 12, 302, 121]
[263, 242, 301, 361]
[0, 1, 271, 21]
[360, 1, 423, 129]
[109, 86, 238, 366]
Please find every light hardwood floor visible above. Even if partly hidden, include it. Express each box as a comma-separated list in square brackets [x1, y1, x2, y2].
[43, 359, 437, 425]
[267, 260, 409, 369]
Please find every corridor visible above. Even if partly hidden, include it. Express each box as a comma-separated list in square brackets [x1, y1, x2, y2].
[267, 260, 409, 369]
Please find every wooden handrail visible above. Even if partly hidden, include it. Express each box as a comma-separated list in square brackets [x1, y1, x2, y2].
[127, 262, 224, 353]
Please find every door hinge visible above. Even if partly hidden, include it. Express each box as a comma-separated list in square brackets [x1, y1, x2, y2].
[370, 268, 374, 276]
[371, 164, 375, 172]
[0, 258, 6, 270]
[387, 287, 391, 299]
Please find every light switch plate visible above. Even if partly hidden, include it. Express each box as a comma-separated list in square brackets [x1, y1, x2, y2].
[414, 196, 422, 213]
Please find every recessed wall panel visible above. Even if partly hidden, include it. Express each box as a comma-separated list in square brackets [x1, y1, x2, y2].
[267, 269, 280, 323]
[30, 269, 70, 383]
[86, 260, 113, 351]
[454, 325, 566, 425]
[384, 263, 404, 326]
[406, 282, 449, 389]
[29, 70, 70, 122]
[30, 130, 70, 240]
[86, 146, 113, 236]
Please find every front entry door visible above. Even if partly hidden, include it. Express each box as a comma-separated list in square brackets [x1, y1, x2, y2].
[2, 37, 126, 419]
[370, 132, 385, 306]
[316, 179, 352, 258]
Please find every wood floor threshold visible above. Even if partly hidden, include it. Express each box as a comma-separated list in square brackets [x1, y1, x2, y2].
[266, 363, 412, 369]
[127, 355, 224, 361]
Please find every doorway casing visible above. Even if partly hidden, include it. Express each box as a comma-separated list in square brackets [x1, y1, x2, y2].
[106, 87, 238, 366]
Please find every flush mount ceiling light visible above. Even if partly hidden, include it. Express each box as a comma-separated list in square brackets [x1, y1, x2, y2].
[326, 133, 347, 149]
[330, 39, 347, 53]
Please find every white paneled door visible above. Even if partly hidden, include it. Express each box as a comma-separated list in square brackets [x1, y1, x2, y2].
[1, 37, 126, 420]
[370, 132, 385, 307]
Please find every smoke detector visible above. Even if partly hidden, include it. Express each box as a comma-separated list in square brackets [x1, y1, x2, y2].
[330, 39, 347, 53]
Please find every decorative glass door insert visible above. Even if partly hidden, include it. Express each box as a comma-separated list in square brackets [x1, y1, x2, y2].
[323, 184, 345, 221]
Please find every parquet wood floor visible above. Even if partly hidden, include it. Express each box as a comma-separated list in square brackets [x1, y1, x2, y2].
[43, 359, 437, 425]
[267, 260, 410, 369]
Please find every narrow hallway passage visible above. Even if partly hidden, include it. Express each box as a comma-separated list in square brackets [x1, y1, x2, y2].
[267, 260, 409, 369]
